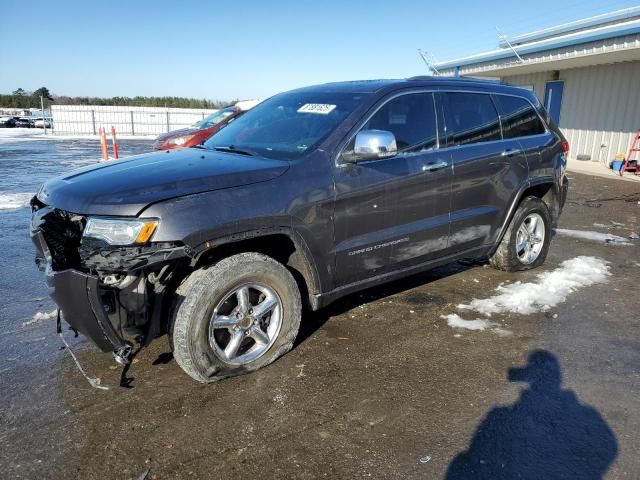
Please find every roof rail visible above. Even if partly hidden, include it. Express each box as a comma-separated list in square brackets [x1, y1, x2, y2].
[407, 75, 435, 81]
[407, 75, 502, 84]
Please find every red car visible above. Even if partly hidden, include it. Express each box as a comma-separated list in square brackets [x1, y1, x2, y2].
[152, 106, 243, 150]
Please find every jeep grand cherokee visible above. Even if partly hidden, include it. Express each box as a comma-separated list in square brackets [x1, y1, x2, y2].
[31, 77, 569, 383]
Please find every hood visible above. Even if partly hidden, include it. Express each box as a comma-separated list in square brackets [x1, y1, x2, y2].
[39, 148, 289, 216]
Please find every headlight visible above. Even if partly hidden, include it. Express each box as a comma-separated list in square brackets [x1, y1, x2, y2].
[167, 134, 195, 146]
[83, 218, 159, 245]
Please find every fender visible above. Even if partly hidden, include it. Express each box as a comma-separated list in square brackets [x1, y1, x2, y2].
[190, 225, 323, 307]
[489, 175, 559, 255]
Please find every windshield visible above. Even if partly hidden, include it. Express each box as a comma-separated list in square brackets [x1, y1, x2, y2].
[193, 108, 236, 128]
[203, 91, 370, 159]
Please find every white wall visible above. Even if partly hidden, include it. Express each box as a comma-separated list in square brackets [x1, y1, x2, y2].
[502, 61, 640, 163]
[51, 105, 219, 136]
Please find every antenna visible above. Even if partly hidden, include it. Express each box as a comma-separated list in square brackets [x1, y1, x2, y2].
[496, 27, 524, 63]
[417, 49, 440, 75]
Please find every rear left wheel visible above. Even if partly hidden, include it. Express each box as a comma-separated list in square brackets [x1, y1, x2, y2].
[489, 196, 552, 271]
[170, 252, 302, 383]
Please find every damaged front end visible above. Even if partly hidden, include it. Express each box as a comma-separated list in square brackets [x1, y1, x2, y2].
[30, 198, 189, 362]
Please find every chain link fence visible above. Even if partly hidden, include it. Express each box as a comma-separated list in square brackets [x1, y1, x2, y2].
[51, 105, 219, 136]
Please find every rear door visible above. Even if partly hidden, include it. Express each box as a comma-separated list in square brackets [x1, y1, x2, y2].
[333, 91, 452, 286]
[494, 93, 557, 178]
[439, 91, 527, 252]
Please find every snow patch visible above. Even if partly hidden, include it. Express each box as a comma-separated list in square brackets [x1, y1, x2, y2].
[459, 256, 610, 316]
[23, 310, 57, 327]
[0, 192, 33, 210]
[441, 314, 496, 331]
[441, 314, 511, 336]
[555, 228, 631, 245]
[492, 327, 513, 337]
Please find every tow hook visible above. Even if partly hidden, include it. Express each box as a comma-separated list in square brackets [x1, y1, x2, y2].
[113, 343, 134, 365]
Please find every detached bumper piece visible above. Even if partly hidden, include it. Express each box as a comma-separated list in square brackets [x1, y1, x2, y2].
[48, 269, 128, 353]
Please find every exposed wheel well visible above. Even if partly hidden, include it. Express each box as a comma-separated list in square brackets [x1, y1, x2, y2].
[194, 233, 318, 309]
[520, 182, 558, 224]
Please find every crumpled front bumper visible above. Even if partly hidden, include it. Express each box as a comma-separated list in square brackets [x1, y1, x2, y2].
[33, 231, 127, 353]
[47, 268, 127, 353]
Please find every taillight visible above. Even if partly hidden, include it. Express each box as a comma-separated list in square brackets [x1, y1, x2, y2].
[561, 140, 570, 153]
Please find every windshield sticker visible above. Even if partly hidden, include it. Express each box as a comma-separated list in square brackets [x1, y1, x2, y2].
[297, 104, 337, 115]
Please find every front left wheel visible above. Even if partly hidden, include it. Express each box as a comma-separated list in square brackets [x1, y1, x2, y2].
[170, 252, 302, 383]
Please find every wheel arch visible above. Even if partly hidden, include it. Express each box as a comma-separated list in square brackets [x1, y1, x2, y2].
[192, 228, 322, 310]
[491, 177, 559, 255]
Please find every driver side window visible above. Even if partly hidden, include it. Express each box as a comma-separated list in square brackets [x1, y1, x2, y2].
[363, 92, 438, 153]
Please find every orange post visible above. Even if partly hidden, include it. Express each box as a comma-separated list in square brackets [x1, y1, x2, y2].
[99, 127, 108, 161]
[111, 126, 119, 160]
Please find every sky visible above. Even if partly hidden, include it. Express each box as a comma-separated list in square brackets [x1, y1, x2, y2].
[1, 0, 638, 100]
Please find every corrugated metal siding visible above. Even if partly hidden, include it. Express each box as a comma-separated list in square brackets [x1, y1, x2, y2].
[502, 72, 555, 103]
[439, 33, 640, 76]
[502, 61, 640, 163]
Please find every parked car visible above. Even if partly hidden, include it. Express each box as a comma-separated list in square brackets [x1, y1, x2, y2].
[14, 117, 34, 128]
[31, 77, 569, 383]
[0, 115, 16, 127]
[33, 117, 52, 128]
[152, 106, 244, 150]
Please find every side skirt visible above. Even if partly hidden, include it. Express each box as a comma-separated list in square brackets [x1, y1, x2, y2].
[310, 246, 489, 310]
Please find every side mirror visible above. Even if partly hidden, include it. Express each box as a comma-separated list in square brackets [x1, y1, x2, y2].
[344, 129, 397, 163]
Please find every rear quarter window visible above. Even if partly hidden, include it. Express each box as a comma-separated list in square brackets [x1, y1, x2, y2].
[441, 92, 501, 147]
[494, 95, 546, 138]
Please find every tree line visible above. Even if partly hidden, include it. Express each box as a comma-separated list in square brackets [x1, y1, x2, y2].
[1, 87, 234, 110]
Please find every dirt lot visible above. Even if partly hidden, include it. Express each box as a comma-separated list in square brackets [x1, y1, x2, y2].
[1, 141, 639, 479]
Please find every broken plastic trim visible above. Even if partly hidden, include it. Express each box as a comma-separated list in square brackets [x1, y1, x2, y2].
[113, 343, 133, 365]
[56, 309, 109, 391]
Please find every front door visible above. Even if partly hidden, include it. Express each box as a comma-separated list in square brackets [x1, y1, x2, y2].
[333, 92, 452, 286]
[544, 81, 564, 125]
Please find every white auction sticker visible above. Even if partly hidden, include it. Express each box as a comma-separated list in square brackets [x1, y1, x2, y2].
[297, 103, 337, 115]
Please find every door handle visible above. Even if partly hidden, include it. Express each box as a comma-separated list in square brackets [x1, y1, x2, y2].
[501, 148, 521, 157]
[422, 160, 449, 172]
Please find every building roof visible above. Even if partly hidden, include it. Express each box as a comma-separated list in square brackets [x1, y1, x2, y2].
[434, 7, 640, 75]
[502, 6, 640, 47]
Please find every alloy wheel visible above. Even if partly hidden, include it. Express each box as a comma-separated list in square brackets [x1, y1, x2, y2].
[208, 283, 283, 365]
[515, 213, 545, 264]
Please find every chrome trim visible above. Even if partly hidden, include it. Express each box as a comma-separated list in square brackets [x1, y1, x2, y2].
[492, 92, 550, 137]
[335, 88, 551, 167]
[336, 89, 439, 167]
[352, 129, 398, 162]
[501, 148, 522, 157]
[422, 160, 449, 171]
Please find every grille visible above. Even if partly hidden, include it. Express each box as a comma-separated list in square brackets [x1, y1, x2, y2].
[35, 207, 85, 271]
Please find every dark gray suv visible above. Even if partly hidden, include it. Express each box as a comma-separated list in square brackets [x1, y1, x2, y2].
[31, 77, 569, 382]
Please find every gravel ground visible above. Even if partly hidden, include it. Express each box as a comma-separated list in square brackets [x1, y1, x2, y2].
[0, 139, 638, 479]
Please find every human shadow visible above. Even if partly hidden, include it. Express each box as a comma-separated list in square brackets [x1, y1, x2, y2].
[446, 350, 618, 480]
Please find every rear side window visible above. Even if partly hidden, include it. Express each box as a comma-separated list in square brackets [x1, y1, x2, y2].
[494, 95, 546, 138]
[441, 92, 501, 146]
[363, 92, 437, 153]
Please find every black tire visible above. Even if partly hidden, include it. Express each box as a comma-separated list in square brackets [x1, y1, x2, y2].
[170, 252, 302, 383]
[489, 196, 552, 272]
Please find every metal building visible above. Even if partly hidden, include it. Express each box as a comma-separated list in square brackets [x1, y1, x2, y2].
[433, 7, 640, 165]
